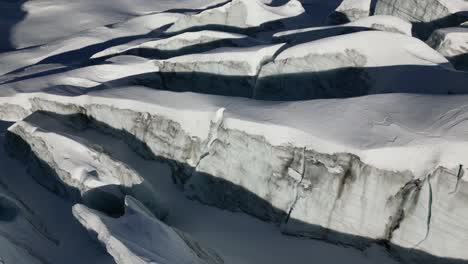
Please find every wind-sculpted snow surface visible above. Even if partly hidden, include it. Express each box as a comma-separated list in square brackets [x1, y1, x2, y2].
[91, 31, 261, 60]
[166, 0, 305, 33]
[73, 196, 223, 264]
[1, 0, 468, 263]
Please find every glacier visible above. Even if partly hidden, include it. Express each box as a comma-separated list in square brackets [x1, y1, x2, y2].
[1, 0, 468, 264]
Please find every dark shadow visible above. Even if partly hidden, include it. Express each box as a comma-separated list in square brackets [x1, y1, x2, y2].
[82, 63, 468, 101]
[5, 110, 467, 264]
[99, 37, 266, 60]
[1, 67, 79, 85]
[274, 25, 372, 45]
[0, 0, 27, 52]
[412, 11, 468, 40]
[0, 120, 13, 132]
[327, 11, 351, 25]
[4, 126, 130, 217]
[162, 0, 231, 14]
[300, 0, 342, 25]
[2, 23, 173, 77]
[5, 57, 468, 102]
[448, 53, 468, 72]
[370, 0, 378, 15]
[1, 24, 373, 85]
[0, 195, 19, 221]
[36, 24, 173, 66]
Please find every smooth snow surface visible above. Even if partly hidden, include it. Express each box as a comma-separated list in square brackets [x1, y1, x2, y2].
[0, 0, 226, 50]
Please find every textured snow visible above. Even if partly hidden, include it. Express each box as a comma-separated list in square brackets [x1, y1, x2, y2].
[3, 87, 468, 178]
[427, 27, 468, 57]
[91, 30, 254, 59]
[73, 196, 223, 264]
[0, 12, 183, 76]
[2, 0, 468, 263]
[274, 30, 447, 66]
[330, 0, 371, 23]
[0, 0, 226, 50]
[167, 0, 305, 33]
[277, 15, 413, 41]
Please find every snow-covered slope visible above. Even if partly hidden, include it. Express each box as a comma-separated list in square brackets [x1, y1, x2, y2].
[0, 0, 226, 51]
[256, 30, 468, 100]
[1, 0, 468, 264]
[91, 30, 261, 60]
[73, 196, 223, 264]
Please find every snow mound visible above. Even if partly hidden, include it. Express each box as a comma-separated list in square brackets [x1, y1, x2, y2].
[166, 0, 305, 33]
[0, 12, 182, 76]
[91, 30, 260, 60]
[256, 30, 468, 100]
[328, 0, 371, 25]
[151, 43, 285, 97]
[427, 27, 468, 71]
[73, 196, 223, 264]
[1, 0, 225, 50]
[275, 15, 413, 45]
[6, 111, 166, 218]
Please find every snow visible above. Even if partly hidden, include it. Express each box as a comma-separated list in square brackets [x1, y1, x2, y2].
[3, 87, 468, 178]
[1, 116, 400, 264]
[91, 30, 254, 59]
[427, 27, 468, 57]
[1, 0, 226, 50]
[274, 30, 447, 67]
[0, 121, 114, 264]
[437, 0, 468, 13]
[1, 0, 468, 263]
[336, 0, 370, 11]
[278, 14, 412, 38]
[159, 43, 285, 76]
[332, 0, 371, 23]
[167, 0, 305, 33]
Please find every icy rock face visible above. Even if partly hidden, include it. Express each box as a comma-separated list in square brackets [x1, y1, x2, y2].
[0, 103, 29, 121]
[328, 0, 371, 25]
[256, 31, 468, 100]
[281, 152, 413, 242]
[390, 167, 468, 263]
[5, 112, 166, 218]
[73, 196, 223, 264]
[374, 0, 468, 39]
[427, 27, 468, 71]
[18, 95, 468, 263]
[153, 44, 285, 98]
[166, 0, 305, 33]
